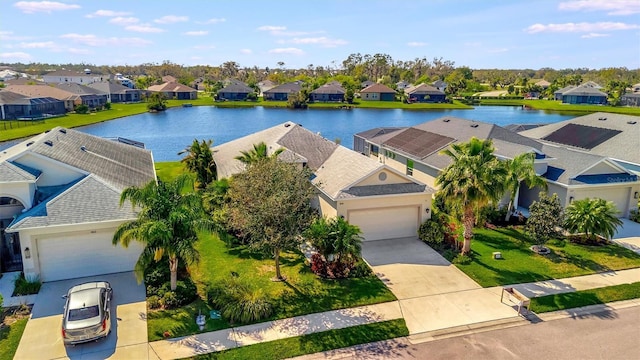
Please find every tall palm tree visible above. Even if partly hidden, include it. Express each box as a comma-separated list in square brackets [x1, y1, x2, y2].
[564, 198, 622, 242]
[305, 217, 363, 264]
[178, 139, 216, 190]
[113, 174, 213, 290]
[436, 137, 507, 254]
[235, 142, 284, 165]
[503, 152, 548, 221]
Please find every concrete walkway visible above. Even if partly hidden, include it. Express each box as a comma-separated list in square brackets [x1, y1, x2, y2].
[0, 271, 37, 307]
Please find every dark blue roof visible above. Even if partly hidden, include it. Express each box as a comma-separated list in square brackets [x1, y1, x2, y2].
[544, 166, 565, 181]
[573, 173, 638, 185]
[10, 161, 42, 178]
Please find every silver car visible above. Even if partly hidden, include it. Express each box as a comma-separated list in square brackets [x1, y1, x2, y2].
[62, 281, 113, 345]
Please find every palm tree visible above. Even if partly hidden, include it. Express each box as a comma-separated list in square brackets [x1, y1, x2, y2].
[178, 139, 216, 190]
[235, 142, 284, 165]
[564, 198, 622, 242]
[436, 137, 507, 254]
[305, 217, 363, 264]
[113, 174, 213, 290]
[503, 152, 548, 221]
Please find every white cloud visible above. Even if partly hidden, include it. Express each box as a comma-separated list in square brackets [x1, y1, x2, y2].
[407, 41, 426, 47]
[14, 1, 80, 13]
[109, 17, 139, 25]
[240, 48, 252, 54]
[184, 31, 208, 36]
[286, 37, 347, 47]
[154, 15, 189, 24]
[581, 32, 611, 38]
[198, 18, 226, 24]
[525, 22, 640, 33]
[125, 24, 165, 33]
[0, 51, 32, 61]
[559, 0, 640, 15]
[86, 9, 131, 18]
[60, 33, 152, 47]
[258, 25, 286, 32]
[17, 41, 56, 48]
[268, 47, 304, 55]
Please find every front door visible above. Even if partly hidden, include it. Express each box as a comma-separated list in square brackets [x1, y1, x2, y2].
[1, 219, 23, 272]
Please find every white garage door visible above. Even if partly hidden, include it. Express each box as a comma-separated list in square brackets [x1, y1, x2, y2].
[37, 232, 143, 282]
[576, 187, 630, 216]
[348, 206, 420, 241]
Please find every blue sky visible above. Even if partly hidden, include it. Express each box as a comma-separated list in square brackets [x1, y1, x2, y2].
[1, 0, 638, 69]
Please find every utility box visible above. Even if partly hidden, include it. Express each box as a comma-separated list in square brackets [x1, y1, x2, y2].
[492, 251, 502, 259]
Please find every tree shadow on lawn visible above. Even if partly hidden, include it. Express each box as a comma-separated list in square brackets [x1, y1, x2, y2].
[468, 253, 553, 286]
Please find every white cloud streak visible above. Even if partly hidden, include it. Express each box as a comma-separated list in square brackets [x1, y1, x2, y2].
[268, 47, 304, 55]
[525, 22, 640, 33]
[109, 17, 139, 25]
[199, 18, 226, 24]
[14, 1, 80, 13]
[60, 33, 152, 47]
[286, 37, 347, 47]
[125, 24, 165, 33]
[17, 41, 56, 49]
[86, 9, 131, 18]
[581, 32, 611, 38]
[558, 0, 640, 15]
[0, 52, 32, 60]
[154, 15, 189, 24]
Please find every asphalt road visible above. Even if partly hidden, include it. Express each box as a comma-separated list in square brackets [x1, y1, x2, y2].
[301, 306, 640, 360]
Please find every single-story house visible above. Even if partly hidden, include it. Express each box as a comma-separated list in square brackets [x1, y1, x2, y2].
[87, 81, 143, 103]
[396, 81, 410, 90]
[554, 85, 576, 101]
[581, 81, 603, 89]
[162, 75, 178, 83]
[42, 69, 103, 85]
[0, 127, 156, 281]
[361, 80, 375, 89]
[0, 91, 66, 120]
[5, 84, 107, 111]
[561, 85, 607, 105]
[148, 82, 197, 100]
[360, 83, 396, 101]
[3, 78, 44, 86]
[258, 80, 276, 95]
[263, 82, 302, 101]
[309, 83, 345, 102]
[50, 83, 109, 108]
[432, 80, 447, 92]
[535, 80, 551, 89]
[354, 115, 640, 217]
[405, 83, 446, 103]
[213, 122, 434, 241]
[620, 93, 640, 107]
[217, 82, 254, 101]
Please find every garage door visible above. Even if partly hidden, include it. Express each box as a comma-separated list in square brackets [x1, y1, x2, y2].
[348, 206, 420, 241]
[576, 187, 630, 216]
[37, 232, 143, 282]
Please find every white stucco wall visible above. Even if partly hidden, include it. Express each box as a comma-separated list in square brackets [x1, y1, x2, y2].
[15, 154, 84, 187]
[0, 182, 35, 209]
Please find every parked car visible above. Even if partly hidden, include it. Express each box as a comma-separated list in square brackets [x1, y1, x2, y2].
[62, 281, 113, 345]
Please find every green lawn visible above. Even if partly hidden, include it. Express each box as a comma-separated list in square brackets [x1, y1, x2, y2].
[0, 318, 28, 360]
[454, 227, 640, 287]
[155, 161, 186, 181]
[530, 282, 640, 313]
[476, 99, 640, 116]
[192, 319, 408, 360]
[147, 298, 231, 341]
[212, 98, 471, 110]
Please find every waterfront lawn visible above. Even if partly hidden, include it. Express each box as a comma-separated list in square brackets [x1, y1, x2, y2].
[0, 317, 28, 360]
[455, 227, 640, 287]
[155, 161, 186, 181]
[477, 99, 640, 116]
[213, 98, 472, 110]
[530, 282, 640, 313]
[192, 319, 409, 360]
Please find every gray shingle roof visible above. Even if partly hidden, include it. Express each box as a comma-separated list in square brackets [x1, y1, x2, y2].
[277, 126, 339, 169]
[50, 82, 101, 95]
[405, 83, 444, 95]
[562, 86, 607, 97]
[218, 82, 253, 93]
[148, 82, 197, 93]
[87, 81, 138, 94]
[361, 83, 396, 94]
[7, 174, 138, 231]
[0, 161, 37, 182]
[311, 83, 345, 95]
[0, 90, 30, 104]
[263, 82, 302, 94]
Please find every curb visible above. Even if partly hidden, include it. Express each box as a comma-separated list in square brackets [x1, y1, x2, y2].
[407, 316, 528, 344]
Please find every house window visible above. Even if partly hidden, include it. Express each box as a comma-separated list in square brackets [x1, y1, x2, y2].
[370, 145, 379, 157]
[406, 159, 414, 176]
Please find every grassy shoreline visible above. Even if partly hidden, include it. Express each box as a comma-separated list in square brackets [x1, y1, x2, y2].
[476, 99, 640, 115]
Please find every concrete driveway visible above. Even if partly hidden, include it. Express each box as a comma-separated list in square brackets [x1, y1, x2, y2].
[362, 237, 521, 335]
[14, 271, 148, 360]
[612, 218, 640, 254]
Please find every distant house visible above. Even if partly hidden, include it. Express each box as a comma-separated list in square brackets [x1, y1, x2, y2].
[561, 86, 607, 105]
[554, 85, 576, 101]
[263, 82, 302, 101]
[581, 81, 602, 89]
[6, 84, 106, 111]
[0, 91, 65, 119]
[258, 80, 276, 95]
[190, 77, 207, 91]
[3, 78, 43, 86]
[87, 81, 143, 103]
[620, 93, 640, 107]
[396, 80, 410, 90]
[405, 83, 446, 103]
[148, 82, 197, 100]
[632, 83, 640, 93]
[360, 83, 396, 101]
[113, 73, 134, 88]
[309, 83, 345, 102]
[42, 69, 103, 85]
[431, 80, 447, 92]
[161, 75, 178, 83]
[50, 83, 109, 108]
[361, 80, 375, 89]
[217, 82, 254, 101]
[535, 80, 551, 89]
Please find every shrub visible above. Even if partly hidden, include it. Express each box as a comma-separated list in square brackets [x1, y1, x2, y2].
[160, 291, 180, 308]
[452, 254, 472, 265]
[104, 102, 112, 110]
[418, 219, 445, 247]
[630, 209, 640, 223]
[147, 295, 161, 309]
[246, 92, 258, 101]
[74, 104, 89, 114]
[173, 279, 198, 305]
[207, 278, 273, 324]
[12, 273, 41, 296]
[349, 259, 373, 278]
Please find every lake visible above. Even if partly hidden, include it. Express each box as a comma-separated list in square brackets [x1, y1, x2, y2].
[3, 106, 577, 162]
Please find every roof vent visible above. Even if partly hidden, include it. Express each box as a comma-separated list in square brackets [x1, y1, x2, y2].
[284, 123, 291, 127]
[59, 129, 67, 134]
[442, 119, 450, 122]
[470, 123, 479, 128]
[598, 117, 607, 121]
[44, 140, 53, 146]
[26, 141, 34, 147]
[627, 121, 637, 125]
[80, 146, 87, 152]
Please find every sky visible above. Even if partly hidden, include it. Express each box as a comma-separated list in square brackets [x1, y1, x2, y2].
[0, 0, 639, 70]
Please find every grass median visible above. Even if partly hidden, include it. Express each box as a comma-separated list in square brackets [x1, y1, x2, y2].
[530, 282, 640, 313]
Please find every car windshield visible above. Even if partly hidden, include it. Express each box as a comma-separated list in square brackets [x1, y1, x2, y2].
[68, 305, 99, 321]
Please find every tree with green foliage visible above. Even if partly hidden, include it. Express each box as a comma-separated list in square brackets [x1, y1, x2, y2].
[305, 216, 363, 265]
[564, 198, 623, 242]
[526, 192, 563, 247]
[287, 90, 309, 109]
[225, 158, 316, 280]
[178, 139, 216, 190]
[75, 104, 89, 114]
[503, 152, 548, 221]
[436, 138, 507, 254]
[147, 92, 167, 111]
[113, 174, 213, 290]
[235, 142, 284, 165]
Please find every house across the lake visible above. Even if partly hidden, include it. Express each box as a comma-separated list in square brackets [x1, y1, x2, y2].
[0, 91, 66, 120]
[88, 81, 143, 103]
[263, 81, 302, 101]
[561, 85, 607, 105]
[360, 83, 396, 101]
[217, 82, 254, 101]
[148, 81, 197, 100]
[309, 83, 345, 102]
[405, 83, 446, 103]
